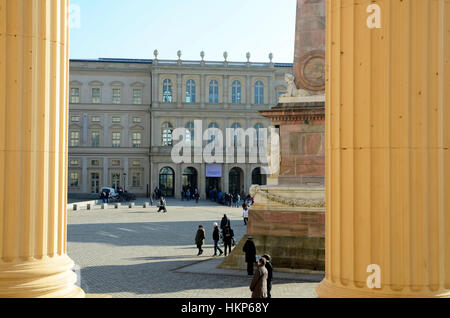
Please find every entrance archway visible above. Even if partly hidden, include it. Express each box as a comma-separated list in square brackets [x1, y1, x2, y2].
[229, 167, 244, 195]
[182, 167, 198, 189]
[251, 167, 267, 186]
[159, 167, 175, 197]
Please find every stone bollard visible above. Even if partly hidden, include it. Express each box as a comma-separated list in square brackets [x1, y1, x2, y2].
[101, 203, 108, 209]
[73, 204, 78, 211]
[129, 203, 135, 209]
[143, 202, 148, 208]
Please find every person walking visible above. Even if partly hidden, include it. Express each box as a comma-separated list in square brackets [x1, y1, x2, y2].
[250, 258, 268, 299]
[212, 223, 223, 256]
[242, 205, 249, 225]
[261, 254, 273, 298]
[223, 225, 234, 256]
[157, 196, 167, 213]
[243, 236, 257, 275]
[195, 225, 206, 256]
[220, 214, 230, 232]
[194, 188, 200, 204]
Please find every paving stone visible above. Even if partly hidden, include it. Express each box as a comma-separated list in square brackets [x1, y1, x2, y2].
[67, 198, 319, 298]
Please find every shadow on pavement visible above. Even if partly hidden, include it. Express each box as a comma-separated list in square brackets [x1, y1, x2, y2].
[79, 260, 251, 296]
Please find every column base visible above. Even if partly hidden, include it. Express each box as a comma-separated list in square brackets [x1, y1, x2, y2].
[0, 255, 85, 298]
[316, 279, 450, 298]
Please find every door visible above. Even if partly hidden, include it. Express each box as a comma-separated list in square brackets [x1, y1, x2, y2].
[91, 172, 100, 194]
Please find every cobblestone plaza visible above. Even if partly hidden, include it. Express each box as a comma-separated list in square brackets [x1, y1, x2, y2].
[67, 199, 321, 298]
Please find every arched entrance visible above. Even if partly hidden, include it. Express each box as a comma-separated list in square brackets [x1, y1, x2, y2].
[252, 167, 267, 186]
[229, 167, 244, 195]
[159, 167, 175, 197]
[182, 167, 198, 189]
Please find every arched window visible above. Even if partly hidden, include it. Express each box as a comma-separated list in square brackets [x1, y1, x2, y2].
[208, 122, 219, 144]
[162, 79, 173, 103]
[185, 122, 195, 145]
[161, 122, 173, 146]
[159, 167, 175, 197]
[252, 167, 267, 186]
[186, 80, 196, 103]
[231, 123, 242, 147]
[254, 80, 264, 105]
[209, 80, 219, 104]
[231, 80, 242, 104]
[254, 123, 265, 147]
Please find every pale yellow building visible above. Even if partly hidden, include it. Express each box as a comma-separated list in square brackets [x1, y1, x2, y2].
[68, 54, 293, 199]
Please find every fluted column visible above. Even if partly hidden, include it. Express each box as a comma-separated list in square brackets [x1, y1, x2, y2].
[316, 0, 450, 297]
[0, 0, 85, 297]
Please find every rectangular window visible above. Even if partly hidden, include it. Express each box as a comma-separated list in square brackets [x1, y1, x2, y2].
[111, 160, 121, 166]
[112, 88, 121, 104]
[70, 131, 80, 147]
[91, 131, 100, 147]
[70, 88, 80, 104]
[112, 132, 121, 148]
[71, 116, 80, 123]
[91, 159, 100, 166]
[112, 116, 121, 124]
[70, 159, 80, 166]
[92, 116, 101, 123]
[133, 117, 142, 124]
[92, 88, 101, 104]
[132, 132, 142, 148]
[70, 172, 79, 187]
[132, 172, 141, 187]
[132, 160, 140, 167]
[132, 89, 143, 104]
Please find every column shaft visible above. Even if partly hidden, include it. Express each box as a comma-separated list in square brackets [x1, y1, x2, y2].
[317, 0, 450, 297]
[0, 0, 84, 298]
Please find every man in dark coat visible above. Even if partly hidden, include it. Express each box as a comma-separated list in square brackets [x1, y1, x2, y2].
[195, 225, 205, 256]
[223, 225, 234, 256]
[262, 254, 273, 298]
[212, 223, 223, 256]
[242, 236, 257, 275]
[250, 257, 268, 298]
[220, 214, 230, 232]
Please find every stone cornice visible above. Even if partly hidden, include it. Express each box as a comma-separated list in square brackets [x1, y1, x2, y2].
[260, 103, 325, 122]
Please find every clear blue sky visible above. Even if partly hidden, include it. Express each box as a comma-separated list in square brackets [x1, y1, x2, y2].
[69, 0, 297, 63]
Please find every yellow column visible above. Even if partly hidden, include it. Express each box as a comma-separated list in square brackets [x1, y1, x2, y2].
[316, 0, 450, 297]
[0, 0, 85, 297]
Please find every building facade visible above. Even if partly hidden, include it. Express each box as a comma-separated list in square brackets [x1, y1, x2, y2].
[68, 59, 152, 198]
[68, 55, 292, 199]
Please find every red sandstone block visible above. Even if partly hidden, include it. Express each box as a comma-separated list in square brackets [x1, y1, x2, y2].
[308, 224, 325, 238]
[300, 212, 320, 224]
[318, 213, 325, 225]
[263, 211, 300, 224]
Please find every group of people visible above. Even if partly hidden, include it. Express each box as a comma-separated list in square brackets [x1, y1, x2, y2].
[181, 185, 200, 203]
[212, 191, 254, 209]
[194, 216, 273, 299]
[243, 236, 273, 299]
[194, 214, 235, 257]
